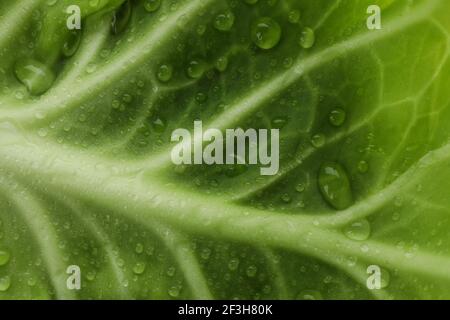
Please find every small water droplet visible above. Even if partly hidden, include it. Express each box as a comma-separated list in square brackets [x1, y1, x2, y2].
[288, 10, 301, 24]
[214, 11, 235, 31]
[157, 64, 173, 82]
[152, 117, 166, 132]
[133, 262, 146, 275]
[295, 183, 305, 193]
[357, 160, 369, 173]
[86, 271, 96, 281]
[251, 17, 282, 50]
[168, 286, 181, 297]
[246, 265, 257, 277]
[310, 133, 325, 148]
[271, 117, 288, 129]
[318, 162, 353, 210]
[328, 108, 346, 127]
[135, 243, 144, 254]
[14, 58, 55, 95]
[228, 258, 239, 271]
[37, 128, 48, 137]
[186, 59, 206, 79]
[296, 290, 322, 300]
[215, 56, 228, 72]
[144, 0, 161, 12]
[344, 219, 371, 241]
[299, 27, 315, 49]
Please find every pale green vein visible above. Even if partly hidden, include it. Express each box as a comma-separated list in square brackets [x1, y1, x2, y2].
[0, 179, 76, 300]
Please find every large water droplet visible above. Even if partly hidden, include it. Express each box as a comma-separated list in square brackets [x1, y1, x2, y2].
[318, 162, 353, 210]
[328, 108, 346, 127]
[0, 250, 10, 266]
[144, 0, 161, 12]
[0, 276, 11, 291]
[14, 59, 55, 95]
[344, 219, 371, 241]
[299, 27, 315, 49]
[214, 11, 235, 32]
[296, 290, 323, 300]
[111, 0, 132, 35]
[62, 30, 82, 57]
[157, 64, 173, 82]
[251, 17, 282, 50]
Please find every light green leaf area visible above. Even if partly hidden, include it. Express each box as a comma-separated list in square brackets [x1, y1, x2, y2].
[0, 0, 449, 299]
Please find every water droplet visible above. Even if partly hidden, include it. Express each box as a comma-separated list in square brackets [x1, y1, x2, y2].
[135, 243, 144, 254]
[296, 290, 322, 300]
[281, 193, 291, 203]
[111, 1, 132, 35]
[0, 276, 11, 291]
[295, 183, 305, 193]
[133, 262, 146, 275]
[288, 10, 301, 24]
[200, 248, 212, 260]
[152, 117, 166, 132]
[251, 17, 282, 50]
[89, 0, 99, 7]
[62, 30, 82, 57]
[86, 63, 97, 74]
[0, 250, 10, 266]
[228, 258, 239, 271]
[157, 64, 173, 82]
[271, 117, 288, 129]
[246, 265, 258, 277]
[318, 162, 353, 210]
[86, 271, 96, 281]
[195, 92, 207, 103]
[215, 56, 228, 72]
[167, 266, 176, 277]
[14, 58, 55, 95]
[392, 212, 400, 221]
[299, 27, 315, 49]
[214, 11, 235, 31]
[328, 108, 346, 127]
[186, 59, 206, 79]
[37, 128, 48, 137]
[357, 160, 369, 173]
[27, 277, 37, 287]
[344, 219, 371, 241]
[168, 286, 180, 297]
[310, 133, 325, 148]
[144, 0, 161, 12]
